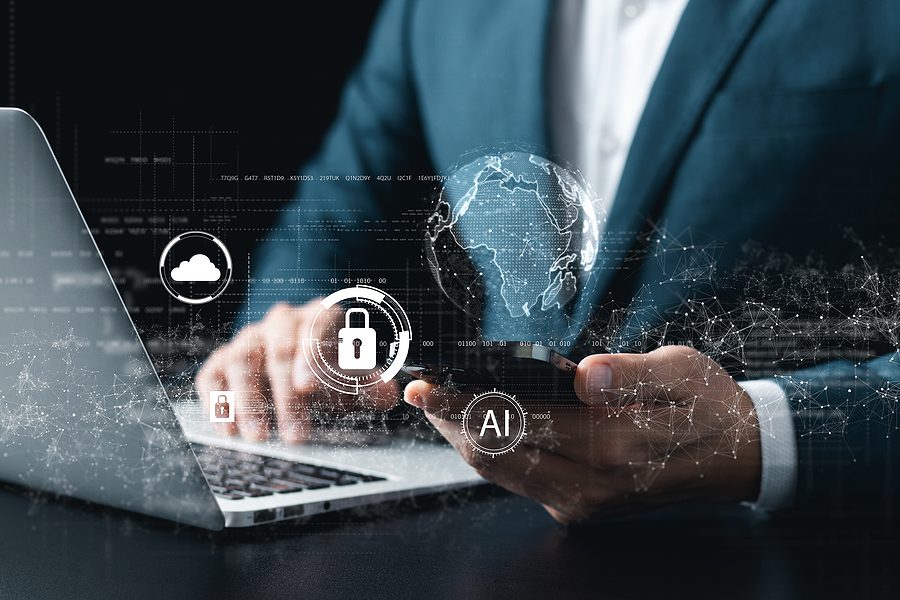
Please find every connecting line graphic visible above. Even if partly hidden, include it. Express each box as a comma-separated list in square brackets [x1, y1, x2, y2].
[0, 327, 196, 497]
[3, 228, 900, 501]
[563, 229, 900, 490]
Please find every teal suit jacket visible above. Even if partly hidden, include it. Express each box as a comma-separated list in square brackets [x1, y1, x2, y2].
[242, 0, 900, 516]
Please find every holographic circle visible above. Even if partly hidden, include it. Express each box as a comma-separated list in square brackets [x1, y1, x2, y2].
[158, 231, 232, 305]
[461, 389, 527, 456]
[301, 285, 412, 395]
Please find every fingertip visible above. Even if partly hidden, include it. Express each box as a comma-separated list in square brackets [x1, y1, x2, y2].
[279, 428, 306, 445]
[214, 422, 238, 436]
[404, 379, 434, 396]
[404, 380, 434, 408]
[240, 426, 269, 443]
[575, 354, 614, 405]
[291, 362, 315, 391]
[576, 353, 611, 371]
[236, 413, 270, 442]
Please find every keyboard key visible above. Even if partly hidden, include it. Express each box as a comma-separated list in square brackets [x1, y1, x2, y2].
[246, 485, 275, 497]
[289, 463, 318, 476]
[267, 481, 307, 493]
[269, 479, 308, 493]
[266, 459, 295, 470]
[281, 473, 330, 489]
[316, 468, 341, 481]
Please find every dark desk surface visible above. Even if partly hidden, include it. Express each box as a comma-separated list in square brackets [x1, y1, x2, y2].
[1, 482, 898, 600]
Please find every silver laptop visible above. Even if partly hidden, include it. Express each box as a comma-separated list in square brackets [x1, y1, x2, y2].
[0, 108, 480, 529]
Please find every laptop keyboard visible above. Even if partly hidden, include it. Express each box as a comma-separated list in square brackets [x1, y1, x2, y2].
[192, 443, 386, 500]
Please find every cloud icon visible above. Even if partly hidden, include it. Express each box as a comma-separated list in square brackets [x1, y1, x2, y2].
[170, 254, 221, 282]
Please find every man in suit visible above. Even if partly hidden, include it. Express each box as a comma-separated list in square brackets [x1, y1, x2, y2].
[197, 0, 900, 521]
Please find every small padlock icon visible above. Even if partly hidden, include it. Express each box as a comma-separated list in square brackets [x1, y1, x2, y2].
[214, 394, 230, 419]
[338, 308, 377, 370]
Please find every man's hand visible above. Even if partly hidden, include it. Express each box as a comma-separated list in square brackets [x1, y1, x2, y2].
[404, 345, 761, 524]
[195, 301, 399, 443]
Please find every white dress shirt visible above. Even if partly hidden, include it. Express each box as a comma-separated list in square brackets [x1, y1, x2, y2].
[549, 0, 797, 510]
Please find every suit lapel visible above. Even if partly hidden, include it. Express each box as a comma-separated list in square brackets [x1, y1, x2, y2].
[570, 0, 776, 335]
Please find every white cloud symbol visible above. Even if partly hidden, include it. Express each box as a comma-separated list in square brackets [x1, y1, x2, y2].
[170, 254, 221, 282]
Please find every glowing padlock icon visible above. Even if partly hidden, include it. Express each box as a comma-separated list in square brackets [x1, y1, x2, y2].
[338, 308, 377, 370]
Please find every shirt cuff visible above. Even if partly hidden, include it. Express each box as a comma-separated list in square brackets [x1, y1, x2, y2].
[739, 379, 798, 511]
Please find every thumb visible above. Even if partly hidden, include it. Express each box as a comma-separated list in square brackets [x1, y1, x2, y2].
[574, 347, 690, 406]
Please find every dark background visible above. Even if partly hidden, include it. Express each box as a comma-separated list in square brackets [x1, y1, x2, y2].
[5, 0, 383, 347]
[7, 5, 900, 599]
[9, 0, 380, 191]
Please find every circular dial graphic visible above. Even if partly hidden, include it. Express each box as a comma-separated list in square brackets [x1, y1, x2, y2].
[301, 285, 412, 395]
[461, 389, 528, 456]
[159, 231, 232, 305]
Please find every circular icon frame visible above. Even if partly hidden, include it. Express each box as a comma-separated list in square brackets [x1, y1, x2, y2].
[301, 285, 412, 395]
[461, 389, 528, 456]
[159, 231, 233, 305]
